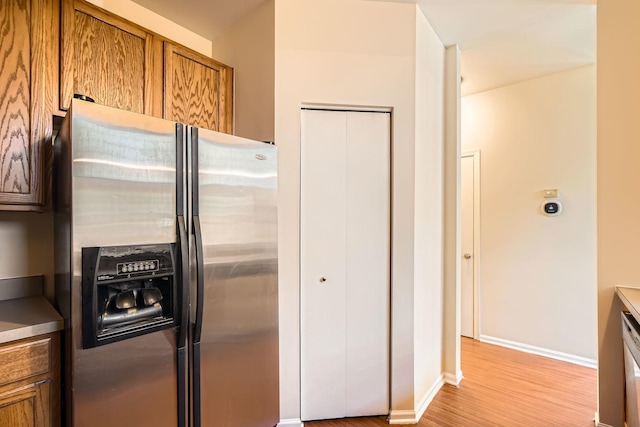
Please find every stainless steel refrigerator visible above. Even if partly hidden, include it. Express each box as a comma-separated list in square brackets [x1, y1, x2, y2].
[54, 99, 279, 427]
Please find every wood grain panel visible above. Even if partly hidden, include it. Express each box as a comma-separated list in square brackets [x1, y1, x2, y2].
[0, 0, 52, 209]
[220, 65, 233, 133]
[164, 42, 233, 133]
[60, 0, 162, 117]
[0, 0, 32, 196]
[0, 386, 36, 427]
[147, 35, 163, 118]
[0, 380, 50, 427]
[0, 338, 51, 387]
[306, 338, 597, 426]
[73, 11, 145, 113]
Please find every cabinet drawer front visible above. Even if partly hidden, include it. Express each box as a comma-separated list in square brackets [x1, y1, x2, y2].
[0, 338, 51, 387]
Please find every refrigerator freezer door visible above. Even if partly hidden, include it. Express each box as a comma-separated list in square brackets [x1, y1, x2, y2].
[192, 128, 279, 427]
[59, 100, 182, 426]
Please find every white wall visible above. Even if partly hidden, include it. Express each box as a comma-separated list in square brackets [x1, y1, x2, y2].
[442, 45, 461, 384]
[597, 0, 640, 424]
[461, 65, 597, 362]
[86, 0, 212, 56]
[0, 212, 54, 298]
[413, 7, 445, 411]
[211, 0, 275, 141]
[273, 0, 445, 423]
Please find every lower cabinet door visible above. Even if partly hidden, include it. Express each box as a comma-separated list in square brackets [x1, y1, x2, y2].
[0, 380, 50, 427]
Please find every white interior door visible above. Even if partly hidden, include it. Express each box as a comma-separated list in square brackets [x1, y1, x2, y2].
[300, 109, 390, 421]
[300, 110, 348, 419]
[461, 153, 478, 338]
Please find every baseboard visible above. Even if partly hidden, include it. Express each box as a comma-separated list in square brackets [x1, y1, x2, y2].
[479, 335, 597, 369]
[388, 375, 444, 424]
[443, 370, 463, 386]
[277, 419, 304, 427]
[388, 410, 417, 424]
[416, 375, 444, 420]
[594, 411, 615, 427]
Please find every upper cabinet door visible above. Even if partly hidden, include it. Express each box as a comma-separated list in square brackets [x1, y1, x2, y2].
[59, 0, 162, 116]
[0, 0, 56, 209]
[164, 42, 233, 133]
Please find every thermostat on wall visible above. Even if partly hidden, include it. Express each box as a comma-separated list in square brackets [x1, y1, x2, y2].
[541, 200, 563, 216]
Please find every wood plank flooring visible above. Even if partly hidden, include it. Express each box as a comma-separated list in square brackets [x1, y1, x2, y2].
[305, 337, 597, 426]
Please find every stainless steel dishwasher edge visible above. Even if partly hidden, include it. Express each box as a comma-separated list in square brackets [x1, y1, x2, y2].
[622, 312, 640, 427]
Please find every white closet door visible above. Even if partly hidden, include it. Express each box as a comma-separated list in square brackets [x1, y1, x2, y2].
[300, 109, 390, 421]
[300, 110, 348, 420]
[345, 111, 390, 416]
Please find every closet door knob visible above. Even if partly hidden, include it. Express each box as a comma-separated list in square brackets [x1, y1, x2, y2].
[463, 253, 472, 259]
[319, 277, 327, 283]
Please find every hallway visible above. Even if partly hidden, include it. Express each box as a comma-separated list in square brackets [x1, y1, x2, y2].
[306, 338, 596, 426]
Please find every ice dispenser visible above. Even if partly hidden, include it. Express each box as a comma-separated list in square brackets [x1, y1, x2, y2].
[82, 243, 178, 348]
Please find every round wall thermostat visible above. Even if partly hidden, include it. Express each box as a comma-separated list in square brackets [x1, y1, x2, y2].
[541, 200, 563, 216]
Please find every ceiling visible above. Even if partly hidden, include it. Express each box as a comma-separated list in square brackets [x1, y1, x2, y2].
[417, 0, 596, 95]
[132, 0, 596, 96]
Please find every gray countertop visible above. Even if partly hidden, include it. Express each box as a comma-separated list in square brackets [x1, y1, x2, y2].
[616, 286, 640, 325]
[0, 276, 63, 345]
[0, 296, 64, 344]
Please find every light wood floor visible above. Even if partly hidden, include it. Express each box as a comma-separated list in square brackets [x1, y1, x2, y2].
[305, 337, 597, 427]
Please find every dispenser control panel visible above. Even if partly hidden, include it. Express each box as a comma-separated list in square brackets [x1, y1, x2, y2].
[94, 245, 173, 282]
[117, 260, 159, 275]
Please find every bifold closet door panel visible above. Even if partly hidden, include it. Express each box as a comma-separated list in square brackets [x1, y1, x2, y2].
[345, 111, 390, 416]
[300, 109, 348, 420]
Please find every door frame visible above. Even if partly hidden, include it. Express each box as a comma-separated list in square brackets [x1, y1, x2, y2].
[298, 105, 393, 420]
[461, 150, 481, 339]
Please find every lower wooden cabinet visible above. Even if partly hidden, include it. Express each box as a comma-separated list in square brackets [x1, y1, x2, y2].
[0, 333, 60, 427]
[0, 380, 50, 427]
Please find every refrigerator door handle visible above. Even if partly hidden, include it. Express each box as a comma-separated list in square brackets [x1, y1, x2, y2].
[177, 219, 189, 427]
[192, 215, 204, 342]
[176, 121, 189, 348]
[177, 215, 189, 427]
[190, 127, 204, 426]
[190, 126, 204, 344]
[178, 215, 189, 348]
[192, 214, 204, 427]
[176, 122, 188, 427]
[178, 224, 189, 348]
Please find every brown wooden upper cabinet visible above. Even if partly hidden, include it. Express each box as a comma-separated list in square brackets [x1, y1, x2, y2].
[163, 42, 233, 133]
[59, 0, 162, 117]
[2, 0, 234, 211]
[0, 0, 56, 210]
